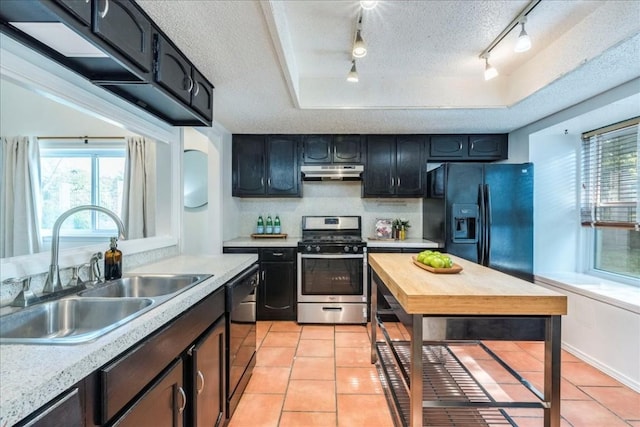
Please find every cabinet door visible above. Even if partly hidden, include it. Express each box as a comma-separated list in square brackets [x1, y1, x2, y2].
[112, 358, 185, 427]
[55, 0, 91, 26]
[190, 67, 214, 120]
[468, 134, 507, 159]
[429, 135, 466, 159]
[395, 135, 425, 196]
[266, 135, 300, 196]
[192, 318, 225, 427]
[363, 135, 395, 197]
[93, 0, 153, 73]
[258, 261, 295, 320]
[333, 135, 362, 163]
[232, 135, 266, 196]
[302, 135, 332, 164]
[154, 34, 192, 105]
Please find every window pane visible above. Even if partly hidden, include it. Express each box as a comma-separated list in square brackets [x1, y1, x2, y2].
[40, 157, 92, 230]
[594, 228, 640, 279]
[97, 157, 125, 230]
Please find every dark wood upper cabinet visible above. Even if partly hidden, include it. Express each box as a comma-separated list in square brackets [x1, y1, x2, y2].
[468, 134, 508, 159]
[302, 135, 362, 164]
[190, 67, 214, 120]
[429, 135, 466, 159]
[363, 135, 426, 197]
[93, 0, 153, 73]
[428, 134, 507, 161]
[56, 0, 91, 26]
[154, 34, 191, 104]
[232, 135, 300, 197]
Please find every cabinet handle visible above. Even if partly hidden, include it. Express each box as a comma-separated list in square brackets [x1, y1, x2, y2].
[261, 177, 264, 187]
[261, 271, 265, 281]
[177, 386, 187, 414]
[184, 76, 194, 93]
[99, 0, 109, 18]
[470, 142, 475, 150]
[267, 177, 271, 187]
[458, 141, 463, 150]
[193, 81, 200, 97]
[390, 177, 394, 187]
[397, 176, 401, 187]
[271, 252, 284, 257]
[196, 370, 205, 394]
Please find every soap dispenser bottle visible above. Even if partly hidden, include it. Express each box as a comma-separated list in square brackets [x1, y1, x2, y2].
[104, 237, 123, 280]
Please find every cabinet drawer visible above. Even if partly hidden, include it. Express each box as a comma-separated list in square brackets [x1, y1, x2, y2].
[260, 248, 295, 261]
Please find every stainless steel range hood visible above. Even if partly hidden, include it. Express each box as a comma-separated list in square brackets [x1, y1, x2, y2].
[301, 165, 364, 181]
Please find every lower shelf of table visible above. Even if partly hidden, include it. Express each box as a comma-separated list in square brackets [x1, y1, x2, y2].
[376, 341, 544, 427]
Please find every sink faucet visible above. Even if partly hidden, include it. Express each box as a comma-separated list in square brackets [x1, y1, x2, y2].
[44, 205, 126, 293]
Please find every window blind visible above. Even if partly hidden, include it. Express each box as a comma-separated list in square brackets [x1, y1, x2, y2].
[580, 118, 639, 229]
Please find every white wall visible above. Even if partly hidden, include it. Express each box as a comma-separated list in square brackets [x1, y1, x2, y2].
[230, 181, 423, 239]
[510, 78, 640, 391]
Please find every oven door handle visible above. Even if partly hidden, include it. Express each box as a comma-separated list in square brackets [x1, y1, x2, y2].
[300, 254, 364, 259]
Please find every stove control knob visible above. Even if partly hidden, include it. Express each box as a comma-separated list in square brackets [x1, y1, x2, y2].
[344, 246, 350, 252]
[315, 245, 320, 253]
[352, 245, 359, 253]
[306, 245, 312, 252]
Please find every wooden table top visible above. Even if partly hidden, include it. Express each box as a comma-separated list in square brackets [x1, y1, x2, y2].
[369, 253, 567, 316]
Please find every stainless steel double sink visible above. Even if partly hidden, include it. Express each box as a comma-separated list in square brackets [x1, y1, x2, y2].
[0, 274, 210, 345]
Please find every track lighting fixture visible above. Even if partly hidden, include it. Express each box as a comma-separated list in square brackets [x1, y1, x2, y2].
[360, 1, 378, 10]
[347, 60, 359, 82]
[514, 16, 531, 53]
[481, 54, 498, 81]
[352, 11, 367, 59]
[478, 0, 540, 81]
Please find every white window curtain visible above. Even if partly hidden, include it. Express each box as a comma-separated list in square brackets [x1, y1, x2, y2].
[121, 137, 156, 239]
[0, 136, 42, 257]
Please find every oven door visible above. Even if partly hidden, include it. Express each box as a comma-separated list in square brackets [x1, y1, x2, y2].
[297, 253, 367, 303]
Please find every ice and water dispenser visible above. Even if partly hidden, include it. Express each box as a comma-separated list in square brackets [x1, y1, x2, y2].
[451, 204, 479, 243]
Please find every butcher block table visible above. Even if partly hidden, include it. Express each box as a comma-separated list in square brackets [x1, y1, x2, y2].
[368, 253, 567, 427]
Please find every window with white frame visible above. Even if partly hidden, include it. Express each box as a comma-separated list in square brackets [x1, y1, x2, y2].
[580, 118, 639, 281]
[39, 139, 126, 237]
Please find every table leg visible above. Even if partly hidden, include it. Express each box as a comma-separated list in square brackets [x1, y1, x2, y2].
[410, 314, 423, 427]
[371, 275, 377, 364]
[544, 315, 562, 427]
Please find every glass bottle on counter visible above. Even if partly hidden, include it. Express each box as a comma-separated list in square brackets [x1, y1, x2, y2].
[274, 215, 281, 234]
[104, 237, 122, 280]
[265, 214, 273, 234]
[257, 215, 265, 234]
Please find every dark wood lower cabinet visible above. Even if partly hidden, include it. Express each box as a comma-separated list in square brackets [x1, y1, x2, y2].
[187, 317, 226, 427]
[110, 359, 185, 427]
[16, 387, 83, 427]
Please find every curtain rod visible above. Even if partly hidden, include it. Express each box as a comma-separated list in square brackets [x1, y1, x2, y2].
[581, 116, 640, 140]
[36, 136, 127, 140]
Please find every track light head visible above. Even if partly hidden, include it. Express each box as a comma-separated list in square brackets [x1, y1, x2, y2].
[514, 16, 531, 52]
[481, 53, 498, 81]
[347, 60, 359, 82]
[352, 29, 367, 58]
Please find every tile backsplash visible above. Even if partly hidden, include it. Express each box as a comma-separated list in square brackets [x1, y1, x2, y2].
[235, 181, 423, 238]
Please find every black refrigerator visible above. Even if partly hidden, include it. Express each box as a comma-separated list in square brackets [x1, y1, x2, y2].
[423, 162, 541, 340]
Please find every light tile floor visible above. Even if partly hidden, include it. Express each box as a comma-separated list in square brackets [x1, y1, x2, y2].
[228, 321, 640, 427]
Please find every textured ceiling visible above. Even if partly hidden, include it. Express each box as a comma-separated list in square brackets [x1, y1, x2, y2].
[137, 0, 640, 134]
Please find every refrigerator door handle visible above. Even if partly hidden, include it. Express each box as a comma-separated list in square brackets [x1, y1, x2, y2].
[484, 184, 492, 266]
[478, 184, 485, 264]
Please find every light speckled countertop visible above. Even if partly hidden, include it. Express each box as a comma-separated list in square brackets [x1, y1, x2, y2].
[0, 253, 258, 427]
[224, 236, 300, 247]
[223, 236, 441, 249]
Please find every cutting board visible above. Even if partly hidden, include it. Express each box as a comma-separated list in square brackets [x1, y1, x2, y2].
[251, 233, 288, 239]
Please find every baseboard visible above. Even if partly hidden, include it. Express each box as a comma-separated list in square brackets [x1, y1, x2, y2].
[562, 342, 640, 393]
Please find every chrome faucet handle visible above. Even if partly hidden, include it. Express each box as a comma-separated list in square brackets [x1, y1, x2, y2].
[4, 276, 39, 308]
[89, 252, 103, 283]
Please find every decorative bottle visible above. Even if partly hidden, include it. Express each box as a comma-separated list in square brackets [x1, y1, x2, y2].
[274, 215, 281, 234]
[257, 215, 265, 234]
[265, 214, 273, 234]
[104, 237, 123, 280]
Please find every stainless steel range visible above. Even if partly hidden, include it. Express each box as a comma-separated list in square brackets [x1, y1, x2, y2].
[297, 216, 368, 324]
